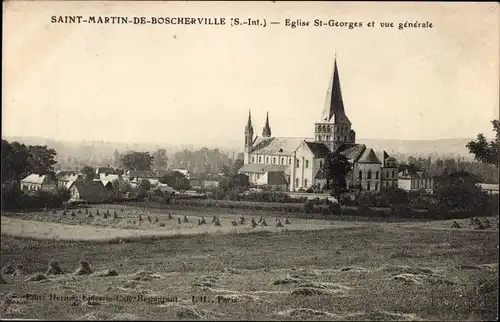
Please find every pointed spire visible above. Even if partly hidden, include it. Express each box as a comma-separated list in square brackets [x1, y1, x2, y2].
[262, 111, 272, 137]
[321, 54, 351, 125]
[246, 110, 253, 129]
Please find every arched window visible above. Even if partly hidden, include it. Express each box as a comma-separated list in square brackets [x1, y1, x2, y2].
[320, 161, 323, 168]
[367, 170, 372, 179]
[375, 171, 379, 179]
[392, 170, 395, 178]
[295, 178, 299, 187]
[304, 179, 308, 187]
[327, 126, 331, 132]
[386, 171, 389, 178]
[326, 135, 330, 141]
[265, 157, 269, 163]
[358, 171, 362, 179]
[305, 160, 309, 168]
[273, 157, 276, 164]
[288, 158, 291, 165]
[375, 182, 379, 191]
[258, 156, 262, 163]
[367, 182, 371, 191]
[251, 156, 255, 163]
[281, 157, 284, 164]
[296, 159, 300, 168]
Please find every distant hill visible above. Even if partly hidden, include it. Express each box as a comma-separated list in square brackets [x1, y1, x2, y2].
[356, 138, 476, 160]
[2, 136, 477, 163]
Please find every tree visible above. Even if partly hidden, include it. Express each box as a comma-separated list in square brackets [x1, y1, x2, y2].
[152, 148, 169, 170]
[81, 166, 96, 181]
[26, 145, 57, 175]
[321, 152, 352, 200]
[230, 159, 244, 176]
[111, 178, 132, 199]
[138, 179, 152, 198]
[434, 171, 486, 210]
[121, 151, 154, 171]
[466, 120, 500, 167]
[159, 170, 190, 191]
[113, 150, 122, 168]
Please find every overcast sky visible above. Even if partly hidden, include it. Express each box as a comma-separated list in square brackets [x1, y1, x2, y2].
[3, 1, 499, 147]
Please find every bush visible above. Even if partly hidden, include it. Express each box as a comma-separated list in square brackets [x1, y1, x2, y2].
[390, 204, 413, 218]
[1, 184, 70, 210]
[302, 200, 314, 213]
[329, 202, 342, 216]
[357, 204, 372, 216]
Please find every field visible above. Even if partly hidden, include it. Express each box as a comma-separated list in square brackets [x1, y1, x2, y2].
[1, 204, 498, 320]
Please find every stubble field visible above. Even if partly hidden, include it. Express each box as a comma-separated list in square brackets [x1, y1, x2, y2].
[0, 204, 498, 320]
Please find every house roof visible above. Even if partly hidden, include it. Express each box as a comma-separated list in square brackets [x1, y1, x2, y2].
[238, 163, 289, 174]
[56, 171, 76, 179]
[304, 141, 330, 158]
[59, 174, 82, 182]
[21, 174, 52, 184]
[357, 148, 381, 164]
[477, 183, 499, 191]
[127, 170, 159, 178]
[73, 181, 109, 202]
[256, 171, 287, 185]
[96, 167, 116, 175]
[250, 137, 313, 155]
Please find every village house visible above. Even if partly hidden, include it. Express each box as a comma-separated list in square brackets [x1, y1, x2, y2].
[57, 173, 83, 189]
[397, 168, 434, 193]
[20, 174, 57, 193]
[95, 166, 116, 176]
[68, 180, 110, 203]
[173, 168, 190, 180]
[189, 173, 222, 189]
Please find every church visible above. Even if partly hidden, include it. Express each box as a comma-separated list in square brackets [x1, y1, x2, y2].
[237, 56, 399, 193]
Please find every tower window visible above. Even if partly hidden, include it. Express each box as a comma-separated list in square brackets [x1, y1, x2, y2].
[279, 148, 283, 153]
[305, 160, 309, 168]
[367, 170, 372, 179]
[296, 160, 300, 168]
[375, 171, 379, 179]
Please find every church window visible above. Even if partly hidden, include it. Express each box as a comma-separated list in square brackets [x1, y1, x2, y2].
[288, 158, 291, 165]
[296, 160, 300, 168]
[273, 157, 276, 164]
[358, 171, 362, 180]
[304, 179, 308, 187]
[375, 182, 379, 191]
[279, 148, 283, 153]
[367, 182, 371, 191]
[327, 126, 331, 132]
[386, 171, 389, 178]
[295, 178, 299, 187]
[392, 170, 395, 178]
[367, 170, 372, 179]
[251, 156, 255, 163]
[326, 135, 330, 141]
[305, 160, 309, 168]
[258, 156, 262, 163]
[265, 157, 269, 163]
[375, 171, 379, 179]
[281, 157, 284, 164]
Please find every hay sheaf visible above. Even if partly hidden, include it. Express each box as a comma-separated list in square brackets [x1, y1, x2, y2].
[272, 276, 304, 285]
[277, 308, 342, 319]
[12, 264, 26, 277]
[193, 275, 220, 288]
[176, 306, 206, 320]
[24, 273, 49, 282]
[297, 282, 351, 291]
[73, 260, 92, 276]
[46, 261, 64, 275]
[339, 266, 371, 273]
[347, 311, 422, 321]
[378, 264, 437, 275]
[90, 269, 119, 277]
[290, 287, 329, 296]
[1, 264, 15, 275]
[391, 273, 454, 286]
[222, 267, 242, 275]
[131, 270, 164, 281]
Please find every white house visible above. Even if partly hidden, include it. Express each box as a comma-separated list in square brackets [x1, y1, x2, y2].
[20, 174, 57, 193]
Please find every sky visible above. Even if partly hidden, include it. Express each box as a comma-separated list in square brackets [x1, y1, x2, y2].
[3, 1, 499, 147]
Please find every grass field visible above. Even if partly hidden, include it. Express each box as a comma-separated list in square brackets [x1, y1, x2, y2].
[1, 204, 498, 320]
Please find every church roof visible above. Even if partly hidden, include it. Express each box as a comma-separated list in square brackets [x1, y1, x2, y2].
[357, 148, 381, 164]
[250, 137, 313, 155]
[262, 112, 272, 137]
[238, 163, 289, 174]
[304, 142, 331, 158]
[321, 57, 351, 125]
[340, 144, 366, 161]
